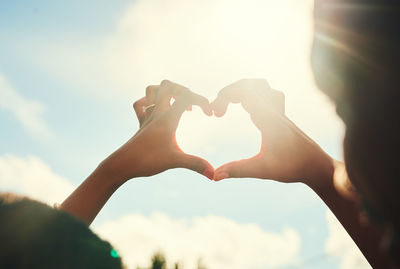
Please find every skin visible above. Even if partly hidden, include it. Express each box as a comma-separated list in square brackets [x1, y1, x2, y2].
[61, 79, 391, 268]
[61, 80, 215, 224]
[211, 79, 391, 268]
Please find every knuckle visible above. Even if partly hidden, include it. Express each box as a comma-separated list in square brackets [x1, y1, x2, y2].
[238, 78, 248, 85]
[133, 100, 141, 109]
[145, 85, 154, 95]
[272, 89, 285, 101]
[160, 79, 170, 87]
[255, 78, 271, 89]
[160, 80, 176, 96]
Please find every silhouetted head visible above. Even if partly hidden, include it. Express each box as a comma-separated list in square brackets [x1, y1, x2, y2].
[311, 0, 400, 264]
[0, 193, 123, 269]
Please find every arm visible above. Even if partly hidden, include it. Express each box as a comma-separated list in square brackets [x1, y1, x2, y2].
[60, 80, 215, 225]
[309, 160, 390, 268]
[59, 165, 122, 226]
[211, 79, 390, 268]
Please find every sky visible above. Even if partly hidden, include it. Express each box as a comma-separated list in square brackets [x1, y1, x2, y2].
[0, 1, 371, 268]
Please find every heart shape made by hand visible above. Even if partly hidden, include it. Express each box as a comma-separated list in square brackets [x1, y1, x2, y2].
[177, 79, 288, 181]
[133, 79, 318, 185]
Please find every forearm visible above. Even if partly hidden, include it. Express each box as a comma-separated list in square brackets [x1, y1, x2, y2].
[60, 162, 125, 226]
[308, 159, 389, 268]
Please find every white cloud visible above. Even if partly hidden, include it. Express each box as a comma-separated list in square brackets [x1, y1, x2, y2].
[0, 74, 53, 140]
[325, 210, 371, 269]
[0, 154, 301, 269]
[94, 213, 301, 269]
[0, 154, 74, 205]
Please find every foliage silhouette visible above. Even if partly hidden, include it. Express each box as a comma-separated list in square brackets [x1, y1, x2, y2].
[137, 252, 207, 269]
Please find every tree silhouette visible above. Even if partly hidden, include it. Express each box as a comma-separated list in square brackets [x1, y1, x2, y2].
[150, 252, 167, 269]
[137, 252, 207, 269]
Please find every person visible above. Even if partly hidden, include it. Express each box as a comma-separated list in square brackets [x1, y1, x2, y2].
[2, 0, 399, 268]
[60, 0, 400, 267]
[0, 193, 123, 269]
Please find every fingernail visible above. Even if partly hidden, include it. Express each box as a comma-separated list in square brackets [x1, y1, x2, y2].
[213, 171, 229, 181]
[203, 168, 214, 180]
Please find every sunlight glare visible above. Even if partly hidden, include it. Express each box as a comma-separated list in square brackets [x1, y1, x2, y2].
[108, 0, 343, 158]
[176, 104, 260, 167]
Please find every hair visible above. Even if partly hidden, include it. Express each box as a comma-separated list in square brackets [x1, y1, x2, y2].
[311, 0, 400, 263]
[0, 193, 123, 269]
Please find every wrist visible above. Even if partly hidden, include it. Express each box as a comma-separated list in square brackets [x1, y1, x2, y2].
[96, 137, 142, 185]
[304, 152, 336, 192]
[95, 156, 132, 188]
[60, 162, 126, 225]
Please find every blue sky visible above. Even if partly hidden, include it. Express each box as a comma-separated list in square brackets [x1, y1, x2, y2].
[0, 1, 370, 268]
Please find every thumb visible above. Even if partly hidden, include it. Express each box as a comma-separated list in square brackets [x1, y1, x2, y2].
[178, 153, 215, 180]
[213, 156, 264, 181]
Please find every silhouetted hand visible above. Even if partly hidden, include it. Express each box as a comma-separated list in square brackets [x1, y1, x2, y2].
[102, 80, 215, 183]
[211, 79, 333, 186]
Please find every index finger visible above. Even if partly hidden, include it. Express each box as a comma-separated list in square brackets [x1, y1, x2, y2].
[133, 97, 147, 126]
[211, 79, 274, 117]
[160, 80, 212, 116]
[211, 79, 252, 117]
[171, 88, 212, 117]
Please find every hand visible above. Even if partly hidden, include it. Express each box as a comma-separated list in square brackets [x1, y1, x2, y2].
[101, 80, 215, 183]
[211, 79, 333, 187]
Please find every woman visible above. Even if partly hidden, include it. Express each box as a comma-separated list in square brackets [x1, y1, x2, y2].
[62, 1, 400, 267]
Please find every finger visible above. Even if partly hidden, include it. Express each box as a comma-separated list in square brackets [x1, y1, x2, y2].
[211, 80, 245, 117]
[171, 89, 212, 118]
[269, 89, 285, 114]
[133, 97, 147, 126]
[155, 80, 184, 109]
[211, 79, 273, 117]
[157, 80, 212, 116]
[177, 153, 215, 180]
[146, 85, 158, 105]
[213, 156, 265, 181]
[172, 96, 195, 111]
[145, 85, 159, 115]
